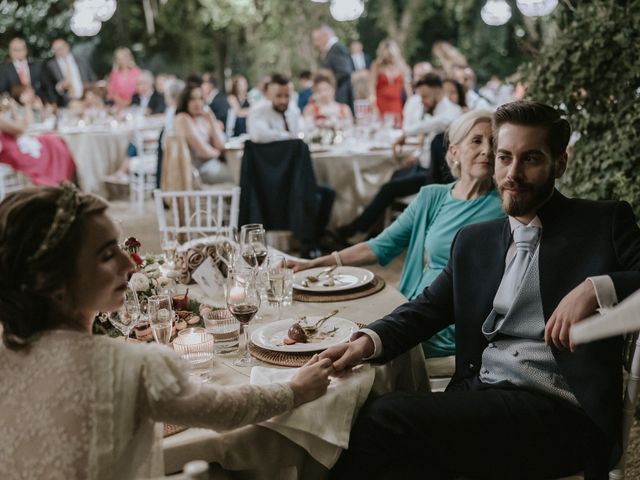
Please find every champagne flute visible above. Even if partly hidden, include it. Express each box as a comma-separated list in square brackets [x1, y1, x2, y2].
[226, 269, 261, 367]
[108, 287, 141, 341]
[148, 294, 174, 344]
[267, 255, 287, 320]
[161, 234, 178, 268]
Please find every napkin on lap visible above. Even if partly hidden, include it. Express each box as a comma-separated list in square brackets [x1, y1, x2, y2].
[250, 363, 375, 468]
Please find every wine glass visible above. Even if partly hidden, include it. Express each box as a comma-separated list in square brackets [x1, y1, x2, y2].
[240, 224, 265, 268]
[218, 226, 239, 276]
[244, 229, 268, 269]
[226, 269, 261, 367]
[108, 287, 141, 341]
[161, 234, 178, 268]
[148, 294, 174, 344]
[267, 255, 287, 320]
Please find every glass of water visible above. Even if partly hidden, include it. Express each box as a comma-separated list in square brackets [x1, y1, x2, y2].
[108, 286, 141, 341]
[204, 308, 240, 354]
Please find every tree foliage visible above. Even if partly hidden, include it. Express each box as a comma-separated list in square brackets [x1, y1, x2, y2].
[0, 0, 73, 59]
[521, 0, 640, 216]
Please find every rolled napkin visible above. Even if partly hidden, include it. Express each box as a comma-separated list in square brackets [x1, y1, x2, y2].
[250, 364, 375, 469]
[571, 288, 640, 344]
[186, 248, 206, 270]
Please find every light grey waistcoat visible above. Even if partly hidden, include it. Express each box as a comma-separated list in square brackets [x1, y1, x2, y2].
[479, 246, 579, 406]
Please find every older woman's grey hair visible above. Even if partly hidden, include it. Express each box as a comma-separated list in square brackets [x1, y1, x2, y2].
[445, 109, 493, 178]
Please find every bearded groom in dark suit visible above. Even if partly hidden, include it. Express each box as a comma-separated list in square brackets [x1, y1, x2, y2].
[323, 101, 640, 480]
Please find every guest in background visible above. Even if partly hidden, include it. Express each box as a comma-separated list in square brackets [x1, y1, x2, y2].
[349, 40, 371, 71]
[443, 78, 468, 112]
[292, 110, 503, 357]
[0, 92, 74, 186]
[131, 70, 166, 116]
[106, 47, 141, 111]
[369, 39, 412, 128]
[163, 79, 185, 134]
[154, 73, 172, 97]
[46, 38, 96, 107]
[402, 61, 434, 130]
[247, 73, 302, 143]
[0, 37, 49, 104]
[297, 70, 314, 112]
[0, 184, 333, 478]
[201, 72, 230, 130]
[312, 26, 354, 110]
[453, 65, 494, 111]
[173, 83, 232, 185]
[337, 74, 461, 240]
[227, 74, 251, 137]
[247, 74, 272, 107]
[302, 70, 353, 129]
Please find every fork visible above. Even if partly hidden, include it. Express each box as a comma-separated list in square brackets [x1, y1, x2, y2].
[305, 264, 337, 283]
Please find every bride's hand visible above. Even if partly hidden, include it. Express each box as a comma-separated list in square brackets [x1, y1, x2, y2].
[289, 354, 334, 407]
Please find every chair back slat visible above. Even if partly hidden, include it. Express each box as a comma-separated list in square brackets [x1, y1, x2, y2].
[153, 188, 241, 243]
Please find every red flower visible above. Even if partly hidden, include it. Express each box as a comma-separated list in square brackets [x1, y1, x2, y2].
[130, 252, 143, 265]
[124, 237, 142, 253]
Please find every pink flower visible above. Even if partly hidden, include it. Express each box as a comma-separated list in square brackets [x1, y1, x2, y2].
[130, 252, 143, 265]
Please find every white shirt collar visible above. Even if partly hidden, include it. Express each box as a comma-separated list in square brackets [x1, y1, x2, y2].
[508, 215, 543, 232]
[325, 36, 339, 53]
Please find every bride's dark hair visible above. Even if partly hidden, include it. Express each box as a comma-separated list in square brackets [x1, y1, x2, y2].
[0, 186, 107, 350]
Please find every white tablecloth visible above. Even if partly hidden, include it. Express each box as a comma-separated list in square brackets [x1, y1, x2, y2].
[163, 282, 428, 479]
[62, 130, 131, 197]
[224, 143, 399, 228]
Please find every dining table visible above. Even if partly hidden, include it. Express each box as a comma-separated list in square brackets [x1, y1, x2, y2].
[224, 134, 412, 228]
[163, 278, 429, 479]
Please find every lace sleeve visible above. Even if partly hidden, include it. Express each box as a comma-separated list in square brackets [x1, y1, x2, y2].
[139, 345, 294, 430]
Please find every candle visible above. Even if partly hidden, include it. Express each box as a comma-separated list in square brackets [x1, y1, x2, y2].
[229, 286, 246, 303]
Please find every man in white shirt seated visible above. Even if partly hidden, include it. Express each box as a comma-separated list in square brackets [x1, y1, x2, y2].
[337, 73, 462, 240]
[402, 61, 434, 131]
[247, 73, 303, 143]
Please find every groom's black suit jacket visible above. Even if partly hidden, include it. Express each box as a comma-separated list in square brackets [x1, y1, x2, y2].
[368, 190, 640, 464]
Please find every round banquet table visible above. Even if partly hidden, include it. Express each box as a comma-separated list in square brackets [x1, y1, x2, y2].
[224, 141, 400, 228]
[163, 281, 429, 479]
[61, 128, 131, 197]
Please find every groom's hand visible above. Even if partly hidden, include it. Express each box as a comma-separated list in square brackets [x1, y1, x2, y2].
[544, 279, 599, 352]
[320, 335, 374, 372]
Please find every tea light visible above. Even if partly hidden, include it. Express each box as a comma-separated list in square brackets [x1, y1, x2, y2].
[173, 328, 214, 367]
[229, 286, 245, 303]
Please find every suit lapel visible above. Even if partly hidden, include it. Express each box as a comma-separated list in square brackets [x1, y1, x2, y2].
[536, 189, 571, 320]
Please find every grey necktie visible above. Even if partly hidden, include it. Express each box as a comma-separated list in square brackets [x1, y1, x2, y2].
[493, 225, 541, 313]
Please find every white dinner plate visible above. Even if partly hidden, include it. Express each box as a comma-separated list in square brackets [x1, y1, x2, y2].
[251, 316, 358, 352]
[293, 266, 374, 292]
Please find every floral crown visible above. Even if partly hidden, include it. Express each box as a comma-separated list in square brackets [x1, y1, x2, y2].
[28, 182, 81, 263]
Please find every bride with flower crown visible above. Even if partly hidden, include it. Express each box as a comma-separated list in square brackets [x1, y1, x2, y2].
[0, 184, 333, 479]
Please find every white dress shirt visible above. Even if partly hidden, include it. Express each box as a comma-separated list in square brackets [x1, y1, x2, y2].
[56, 54, 84, 99]
[466, 89, 494, 111]
[403, 96, 462, 168]
[247, 101, 303, 143]
[361, 215, 617, 359]
[351, 52, 367, 70]
[12, 60, 31, 85]
[402, 94, 423, 131]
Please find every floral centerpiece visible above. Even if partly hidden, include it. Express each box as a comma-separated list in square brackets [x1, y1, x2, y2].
[92, 236, 214, 341]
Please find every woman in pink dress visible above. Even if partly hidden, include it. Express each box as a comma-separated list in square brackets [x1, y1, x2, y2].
[106, 47, 141, 111]
[0, 88, 75, 186]
[369, 39, 412, 128]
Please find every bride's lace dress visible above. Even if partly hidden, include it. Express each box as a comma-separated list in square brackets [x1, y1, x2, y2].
[0, 330, 293, 479]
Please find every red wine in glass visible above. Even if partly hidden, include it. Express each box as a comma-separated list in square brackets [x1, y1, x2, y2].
[229, 304, 258, 324]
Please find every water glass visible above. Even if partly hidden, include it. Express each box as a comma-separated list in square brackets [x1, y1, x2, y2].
[108, 287, 141, 341]
[204, 308, 240, 354]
